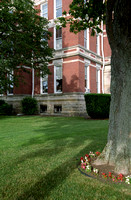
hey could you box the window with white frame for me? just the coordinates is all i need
[54,65,62,93]
[55,0,62,18]
[8,72,13,95]
[85,64,90,93]
[96,65,100,93]
[55,27,62,50]
[84,28,89,49]
[96,34,100,55]
[41,2,48,19]
[41,75,48,94]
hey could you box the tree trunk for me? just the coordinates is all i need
[94,0,131,175]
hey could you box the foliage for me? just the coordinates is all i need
[21,96,38,115]
[0,99,5,106]
[57,0,106,35]
[0,102,13,115]
[84,94,111,119]
[0,0,53,93]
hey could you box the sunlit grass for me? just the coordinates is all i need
[0,116,130,200]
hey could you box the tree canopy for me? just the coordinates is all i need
[0,0,53,93]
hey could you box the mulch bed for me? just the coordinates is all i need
[78,155,130,185]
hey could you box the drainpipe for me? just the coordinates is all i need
[101,20,105,94]
[32,68,34,98]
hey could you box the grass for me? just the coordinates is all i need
[0,116,131,200]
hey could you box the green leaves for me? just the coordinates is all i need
[58,0,106,35]
[0,0,53,92]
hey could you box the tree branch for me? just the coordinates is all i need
[106,0,116,50]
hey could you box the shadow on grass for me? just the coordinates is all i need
[16,141,103,200]
[1,117,107,199]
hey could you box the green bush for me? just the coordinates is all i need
[0,103,13,115]
[0,100,5,106]
[21,96,38,115]
[84,93,111,119]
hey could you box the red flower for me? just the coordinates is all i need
[95,152,101,156]
[85,154,90,158]
[108,172,112,178]
[80,157,83,160]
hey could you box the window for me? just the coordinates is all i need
[7,72,13,95]
[55,0,62,18]
[84,29,89,49]
[55,27,62,50]
[40,105,47,113]
[54,65,62,93]
[85,65,90,93]
[41,2,48,19]
[41,75,48,94]
[96,34,100,55]
[54,105,62,113]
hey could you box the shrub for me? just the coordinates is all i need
[84,93,111,119]
[0,100,5,106]
[21,96,38,115]
[0,103,13,115]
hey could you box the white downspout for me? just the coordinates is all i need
[101,21,105,94]
[32,68,34,98]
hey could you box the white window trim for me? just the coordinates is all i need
[85,59,90,93]
[96,64,101,93]
[41,2,48,19]
[54,27,62,50]
[54,27,56,49]
[54,61,62,93]
[96,34,100,55]
[84,28,89,49]
[54,0,62,19]
[40,75,48,94]
[7,71,13,96]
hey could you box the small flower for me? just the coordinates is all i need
[95,151,101,156]
[93,168,99,174]
[108,172,112,178]
[89,151,95,157]
[80,157,84,163]
[86,165,92,172]
[102,173,107,179]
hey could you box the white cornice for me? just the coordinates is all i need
[34,0,48,6]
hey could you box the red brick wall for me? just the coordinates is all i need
[63,24,79,48]
[104,36,111,57]
[34,70,40,95]
[48,0,54,20]
[48,28,54,48]
[63,56,84,93]
[90,31,97,53]
[90,65,97,93]
[48,65,54,93]
[14,69,32,94]
[63,0,72,13]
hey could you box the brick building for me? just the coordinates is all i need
[0,0,111,116]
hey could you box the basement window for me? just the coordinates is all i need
[54,105,62,113]
[40,105,47,113]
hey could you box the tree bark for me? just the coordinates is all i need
[94,0,131,174]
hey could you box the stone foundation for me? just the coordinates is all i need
[0,93,88,117]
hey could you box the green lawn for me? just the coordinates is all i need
[0,116,130,200]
